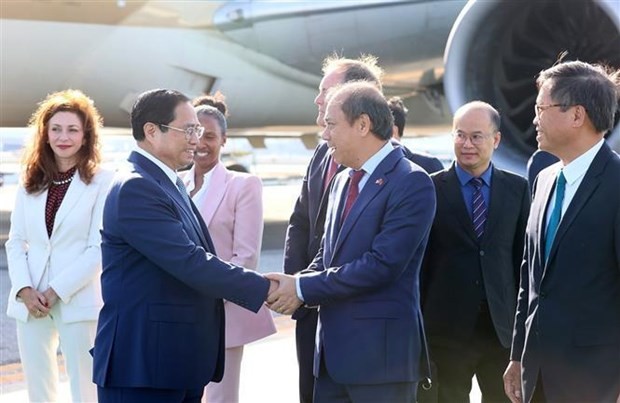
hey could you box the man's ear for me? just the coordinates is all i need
[571,105,587,128]
[143,122,158,140]
[357,114,371,136]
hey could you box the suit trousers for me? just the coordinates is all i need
[203,346,244,403]
[16,303,97,403]
[426,305,509,403]
[98,386,203,403]
[296,308,319,403]
[314,350,417,403]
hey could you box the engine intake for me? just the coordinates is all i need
[444,0,620,165]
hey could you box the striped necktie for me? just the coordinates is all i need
[544,170,566,262]
[471,177,487,239]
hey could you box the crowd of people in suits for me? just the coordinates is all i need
[5,53,619,403]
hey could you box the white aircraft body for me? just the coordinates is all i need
[1,0,619,169]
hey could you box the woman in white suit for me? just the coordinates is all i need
[182,104,276,403]
[6,90,113,402]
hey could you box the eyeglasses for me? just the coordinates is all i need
[159,124,205,140]
[452,132,493,145]
[534,103,570,116]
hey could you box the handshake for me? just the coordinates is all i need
[264,273,303,315]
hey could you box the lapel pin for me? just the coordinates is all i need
[375,178,384,186]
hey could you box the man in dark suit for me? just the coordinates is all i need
[388,96,444,174]
[420,101,530,402]
[270,81,436,402]
[526,150,558,194]
[503,61,620,403]
[92,89,275,403]
[283,54,384,403]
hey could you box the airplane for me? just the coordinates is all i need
[1,0,619,172]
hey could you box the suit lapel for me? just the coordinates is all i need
[439,165,478,242]
[197,163,229,227]
[51,171,87,238]
[332,149,400,256]
[129,152,211,251]
[482,167,505,241]
[546,145,611,266]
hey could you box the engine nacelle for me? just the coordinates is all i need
[444,0,620,167]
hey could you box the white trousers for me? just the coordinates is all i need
[16,304,97,403]
[204,346,244,403]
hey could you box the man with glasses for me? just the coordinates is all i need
[93,89,277,403]
[420,101,530,402]
[504,61,620,403]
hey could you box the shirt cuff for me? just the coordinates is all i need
[295,276,305,302]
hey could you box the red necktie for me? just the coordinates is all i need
[341,170,365,225]
[323,157,338,191]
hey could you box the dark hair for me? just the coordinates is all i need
[23,89,102,194]
[333,82,393,140]
[195,105,227,135]
[388,97,408,137]
[131,89,190,141]
[537,60,619,133]
[192,92,228,116]
[322,54,383,90]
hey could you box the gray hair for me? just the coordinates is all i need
[537,60,619,133]
[330,81,393,140]
[322,53,383,91]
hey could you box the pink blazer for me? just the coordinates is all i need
[182,162,276,348]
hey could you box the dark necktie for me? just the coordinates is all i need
[175,177,194,211]
[471,177,487,239]
[341,169,365,225]
[323,157,338,191]
[544,170,566,262]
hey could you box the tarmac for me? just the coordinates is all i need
[0,249,302,402]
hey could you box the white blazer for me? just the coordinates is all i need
[6,168,114,323]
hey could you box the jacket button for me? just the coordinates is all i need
[479,250,485,257]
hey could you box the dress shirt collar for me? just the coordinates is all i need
[455,162,493,187]
[560,138,604,186]
[359,141,394,177]
[134,146,178,185]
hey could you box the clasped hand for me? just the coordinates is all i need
[265,273,302,315]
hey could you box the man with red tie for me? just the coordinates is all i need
[282,54,383,403]
[269,82,436,402]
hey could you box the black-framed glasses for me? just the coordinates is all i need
[159,124,205,140]
[452,132,493,145]
[534,103,570,116]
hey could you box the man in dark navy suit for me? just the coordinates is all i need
[420,101,530,402]
[504,61,620,403]
[92,89,275,403]
[270,82,436,403]
[284,57,446,403]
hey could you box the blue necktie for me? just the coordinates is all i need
[471,178,487,239]
[544,170,566,262]
[175,177,194,211]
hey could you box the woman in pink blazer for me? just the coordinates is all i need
[182,104,276,403]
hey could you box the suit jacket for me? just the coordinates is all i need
[92,151,270,390]
[421,163,530,348]
[511,143,620,402]
[182,162,276,348]
[395,140,444,174]
[299,148,436,385]
[6,168,114,323]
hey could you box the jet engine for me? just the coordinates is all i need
[444,0,620,167]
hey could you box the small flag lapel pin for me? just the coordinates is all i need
[375,178,384,186]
